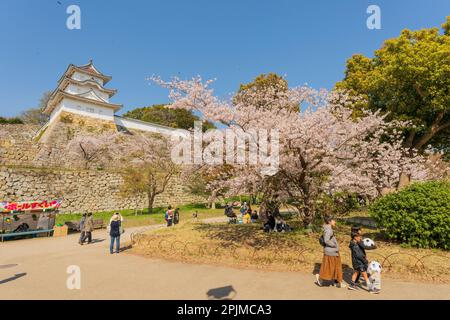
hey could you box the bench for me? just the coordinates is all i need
[93,219,104,229]
[0,229,54,242]
[65,219,105,232]
[65,221,80,232]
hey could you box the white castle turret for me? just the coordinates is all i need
[42,61,184,137]
[44,60,122,123]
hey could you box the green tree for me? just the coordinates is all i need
[20,91,51,125]
[234,73,298,112]
[238,73,288,93]
[336,17,450,154]
[0,117,23,124]
[123,104,215,132]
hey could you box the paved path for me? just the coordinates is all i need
[1,220,449,300]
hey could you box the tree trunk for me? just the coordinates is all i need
[397,172,411,189]
[147,193,155,214]
[250,193,256,205]
[208,190,217,209]
[412,112,449,152]
[302,197,314,228]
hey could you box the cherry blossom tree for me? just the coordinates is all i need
[182,164,235,209]
[151,76,430,226]
[65,133,115,169]
[112,133,179,214]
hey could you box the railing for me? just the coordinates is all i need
[130,232,450,277]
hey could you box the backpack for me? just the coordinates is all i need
[319,233,334,248]
[319,232,334,247]
[319,235,326,247]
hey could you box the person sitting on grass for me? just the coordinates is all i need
[274,216,291,232]
[263,212,276,232]
[348,232,372,292]
[243,211,251,224]
[240,202,248,217]
[251,210,258,223]
[224,203,237,224]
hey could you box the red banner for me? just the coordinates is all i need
[0,199,62,213]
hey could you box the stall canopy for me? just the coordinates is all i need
[0,199,63,214]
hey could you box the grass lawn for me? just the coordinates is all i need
[130,214,450,284]
[55,203,226,228]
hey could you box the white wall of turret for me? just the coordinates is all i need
[50,98,116,123]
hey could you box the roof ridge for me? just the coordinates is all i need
[73,88,108,103]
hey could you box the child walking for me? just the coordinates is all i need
[348,232,372,292]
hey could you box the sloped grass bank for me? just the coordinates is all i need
[130,219,450,284]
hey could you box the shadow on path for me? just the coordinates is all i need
[0,264,18,270]
[119,244,132,253]
[206,285,237,300]
[312,263,354,285]
[89,239,105,244]
[0,273,26,285]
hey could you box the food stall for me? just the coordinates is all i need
[0,199,62,242]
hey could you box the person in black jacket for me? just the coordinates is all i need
[173,208,180,225]
[351,226,366,284]
[263,212,276,232]
[348,232,370,291]
[109,213,122,254]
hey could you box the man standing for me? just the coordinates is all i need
[78,213,87,245]
[81,212,94,244]
[173,208,180,225]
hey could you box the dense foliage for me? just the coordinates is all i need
[336,17,450,154]
[369,181,450,249]
[123,104,215,131]
[0,116,23,124]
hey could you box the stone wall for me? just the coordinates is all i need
[0,124,41,166]
[0,167,206,213]
[0,114,207,213]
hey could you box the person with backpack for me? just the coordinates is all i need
[165,206,174,227]
[315,216,345,288]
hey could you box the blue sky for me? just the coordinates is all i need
[0,0,448,117]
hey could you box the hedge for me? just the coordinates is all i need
[369,180,450,249]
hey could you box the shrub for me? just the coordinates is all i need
[0,116,24,124]
[369,181,450,249]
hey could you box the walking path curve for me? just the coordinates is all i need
[1,218,449,300]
